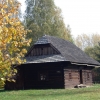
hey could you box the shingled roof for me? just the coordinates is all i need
[25,54,66,64]
[26,35,100,66]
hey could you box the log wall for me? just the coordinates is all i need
[5,62,93,90]
[64,65,93,88]
[82,70,92,85]
[64,69,80,88]
[5,62,64,90]
[22,65,64,89]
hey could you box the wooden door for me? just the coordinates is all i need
[79,70,83,84]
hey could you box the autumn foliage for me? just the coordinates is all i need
[0,0,31,88]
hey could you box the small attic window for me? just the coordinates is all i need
[69,73,72,80]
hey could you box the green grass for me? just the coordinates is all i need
[0,84,100,100]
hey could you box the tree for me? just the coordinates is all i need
[85,45,100,83]
[24,0,73,46]
[0,0,31,88]
[75,33,100,50]
[85,46,100,62]
[75,33,100,83]
[75,33,100,61]
[74,33,100,62]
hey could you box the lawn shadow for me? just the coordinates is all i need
[0,89,6,92]
[0,89,19,92]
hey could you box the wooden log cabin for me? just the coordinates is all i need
[5,35,100,90]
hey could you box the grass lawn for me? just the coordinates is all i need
[0,84,100,100]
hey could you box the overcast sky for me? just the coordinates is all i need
[18,0,100,38]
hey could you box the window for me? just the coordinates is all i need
[87,72,90,80]
[69,73,72,80]
[40,74,46,81]
[38,72,48,81]
[56,71,61,74]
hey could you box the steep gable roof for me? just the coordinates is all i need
[32,35,100,66]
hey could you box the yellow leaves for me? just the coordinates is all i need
[29,38,32,43]
[0,78,5,88]
[3,5,8,9]
[1,8,4,14]
[13,69,17,73]
[0,20,2,25]
[25,39,32,47]
[1,78,5,81]
[9,0,13,5]
[8,13,12,17]
[12,79,16,82]
[27,42,31,46]
[22,49,27,54]
[7,78,11,82]
[15,57,22,64]
[0,26,2,33]
[0,3,2,8]
[3,26,8,32]
[0,0,31,88]
[5,54,10,58]
[5,16,9,22]
[15,22,21,26]
[13,41,18,47]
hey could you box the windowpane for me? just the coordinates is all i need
[38,72,48,81]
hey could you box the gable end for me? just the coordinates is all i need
[27,44,60,57]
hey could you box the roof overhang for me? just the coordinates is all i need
[71,62,100,68]
[25,54,67,64]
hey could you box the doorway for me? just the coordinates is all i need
[79,70,83,84]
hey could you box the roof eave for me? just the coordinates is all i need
[71,62,100,67]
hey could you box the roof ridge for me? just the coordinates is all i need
[34,35,50,45]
